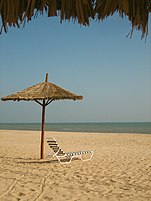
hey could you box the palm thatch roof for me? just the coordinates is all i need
[1,74,83,101]
[0,0,150,38]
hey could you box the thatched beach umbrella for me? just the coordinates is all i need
[1,73,83,159]
[0,0,151,38]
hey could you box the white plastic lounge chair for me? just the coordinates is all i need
[46,138,94,164]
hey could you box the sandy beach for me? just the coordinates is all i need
[0,130,151,201]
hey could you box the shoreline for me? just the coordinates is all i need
[0,122,151,135]
[0,129,150,135]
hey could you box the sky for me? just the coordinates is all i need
[0,13,151,123]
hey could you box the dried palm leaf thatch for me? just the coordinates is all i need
[0,0,150,38]
[1,80,83,101]
[95,0,151,39]
[0,0,94,33]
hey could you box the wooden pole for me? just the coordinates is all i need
[45,73,48,82]
[40,73,48,159]
[41,100,45,159]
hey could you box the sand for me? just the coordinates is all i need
[0,130,151,201]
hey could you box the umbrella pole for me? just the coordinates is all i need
[41,100,46,159]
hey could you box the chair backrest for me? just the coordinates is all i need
[47,138,65,156]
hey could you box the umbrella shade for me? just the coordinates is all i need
[1,74,83,101]
[0,0,150,38]
[1,73,83,159]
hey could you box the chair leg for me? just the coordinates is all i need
[80,151,94,161]
[57,155,81,164]
[56,156,72,164]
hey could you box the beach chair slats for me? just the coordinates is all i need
[48,143,58,145]
[47,143,59,152]
[47,139,65,155]
[46,138,93,164]
[47,142,57,146]
[48,144,59,148]
[58,149,65,155]
[66,150,92,156]
[52,147,59,152]
[50,146,59,152]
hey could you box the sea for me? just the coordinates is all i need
[0,122,151,134]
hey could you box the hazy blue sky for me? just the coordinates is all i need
[0,14,151,123]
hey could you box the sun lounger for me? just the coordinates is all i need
[46,138,94,164]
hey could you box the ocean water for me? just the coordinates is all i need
[0,122,151,134]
